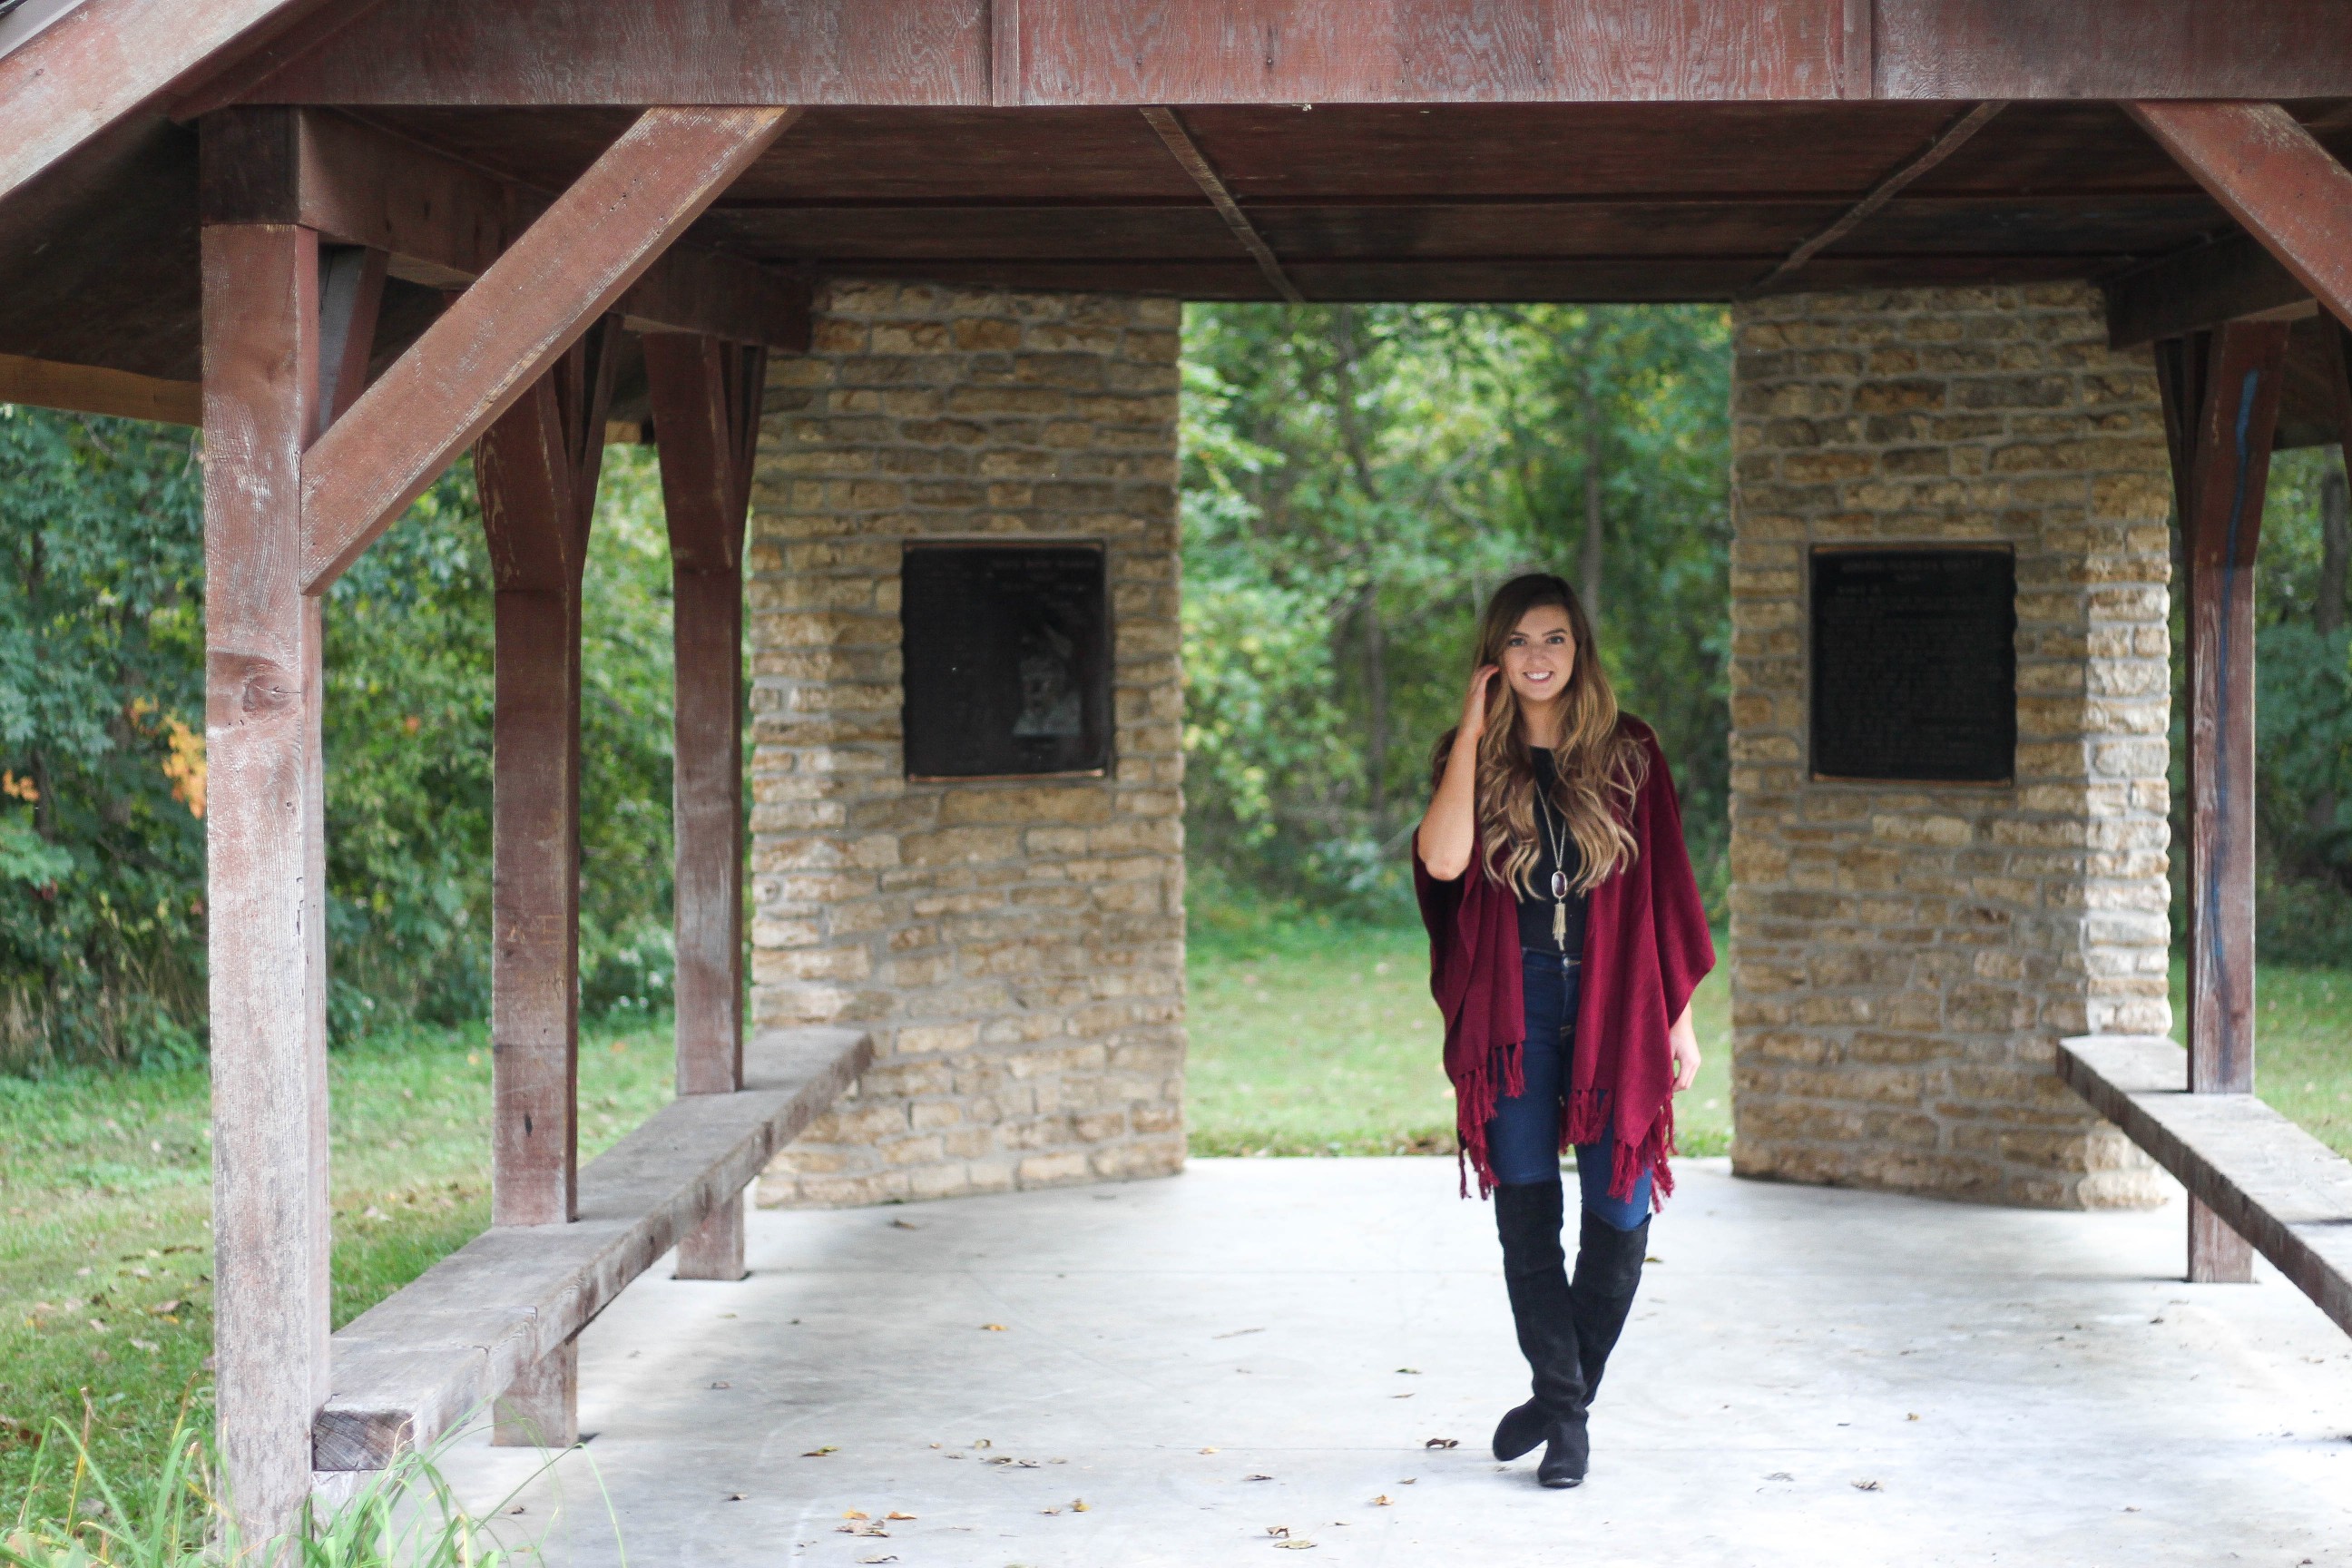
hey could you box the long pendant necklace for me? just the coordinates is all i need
[1535,778,1573,947]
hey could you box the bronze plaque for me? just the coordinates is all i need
[901,542,1112,780]
[1809,546,2015,784]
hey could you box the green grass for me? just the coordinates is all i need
[0,1017,677,1525]
[1184,921,1735,1159]
[2170,960,2352,1159]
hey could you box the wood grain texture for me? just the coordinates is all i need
[234,0,987,106]
[1020,0,1847,103]
[2156,319,2289,1285]
[1139,107,1304,304]
[2129,102,2352,338]
[2058,1035,2352,1334]
[0,0,337,209]
[2103,231,2312,350]
[0,352,201,423]
[477,324,618,1231]
[298,105,797,594]
[1745,101,2005,295]
[200,220,333,1546]
[313,1027,873,1470]
[491,1337,576,1448]
[1880,0,2352,100]
[644,336,761,1289]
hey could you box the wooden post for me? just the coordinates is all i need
[2152,319,2290,1284]
[645,333,765,1280]
[201,208,386,1542]
[476,321,618,1442]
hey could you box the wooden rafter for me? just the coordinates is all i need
[295,104,799,594]
[2129,101,2352,338]
[1140,106,1304,305]
[2102,230,2313,350]
[1744,100,2006,296]
[0,352,200,424]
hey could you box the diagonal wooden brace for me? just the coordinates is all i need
[299,104,799,593]
[2129,102,2352,337]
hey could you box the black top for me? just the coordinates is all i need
[1515,748,1589,957]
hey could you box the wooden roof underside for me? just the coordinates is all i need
[4,0,2352,442]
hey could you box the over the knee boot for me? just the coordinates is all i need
[1490,1180,1589,1485]
[1570,1210,1650,1408]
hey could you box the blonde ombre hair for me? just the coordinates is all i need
[1431,573,1646,895]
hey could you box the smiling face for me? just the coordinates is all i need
[1498,603,1576,711]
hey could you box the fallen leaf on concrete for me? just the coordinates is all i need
[1071,1500,1089,1512]
[1906,1413,1920,1421]
[1424,1438,1459,1449]
[1214,1327,1265,1338]
[858,1556,897,1564]
[1266,1527,1289,1538]
[981,1323,1007,1331]
[843,1511,868,1520]
[1764,1473,1794,1482]
[725,1494,745,1502]
[1200,1446,1219,1455]
[1398,1478,1416,1485]
[1371,1495,1392,1507]
[1275,1542,1316,1551]
[974,1438,992,1448]
[889,1219,920,1230]
[802,1446,838,1457]
[1041,1508,1061,1516]
[1244,1474,1274,1482]
[1391,1393,1414,1399]
[710,1382,730,1390]
[1395,1367,1419,1375]
[1852,1480,1882,1492]
[886,1511,916,1521]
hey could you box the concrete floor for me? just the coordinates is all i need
[446,1157,2352,1567]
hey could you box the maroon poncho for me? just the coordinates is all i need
[1413,718,1715,1205]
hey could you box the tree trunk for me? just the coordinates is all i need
[2310,463,2348,834]
[1580,360,1603,630]
[1363,577,1388,832]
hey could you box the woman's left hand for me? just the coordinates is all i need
[1667,1003,1701,1093]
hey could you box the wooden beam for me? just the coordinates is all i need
[0,351,201,424]
[2153,317,2291,1285]
[316,1027,872,1471]
[1744,101,2005,296]
[2058,1035,2352,1337]
[0,0,334,209]
[198,106,811,349]
[294,105,798,596]
[1139,107,1304,305]
[2103,230,2314,350]
[2129,102,2352,338]
[201,218,335,1547]
[645,332,764,1283]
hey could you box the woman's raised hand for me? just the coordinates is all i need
[1457,664,1500,745]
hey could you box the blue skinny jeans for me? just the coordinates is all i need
[1484,947,1652,1230]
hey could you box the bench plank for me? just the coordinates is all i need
[313,1026,870,1470]
[2058,1034,2352,1338]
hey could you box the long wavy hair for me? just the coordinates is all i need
[1431,573,1646,896]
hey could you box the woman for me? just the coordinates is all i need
[1414,572,1713,1490]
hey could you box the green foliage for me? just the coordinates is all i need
[0,407,683,1067]
[1179,304,1731,918]
[0,409,207,1073]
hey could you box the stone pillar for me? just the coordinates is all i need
[1727,282,2170,1209]
[748,280,1186,1207]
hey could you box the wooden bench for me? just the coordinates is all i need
[312,1026,871,1470]
[2058,1034,2352,1338]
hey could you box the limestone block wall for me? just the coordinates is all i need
[1727,282,2171,1209]
[745,280,1186,1208]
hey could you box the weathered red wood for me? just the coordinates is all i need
[478,323,618,1233]
[201,218,334,1547]
[2129,102,2352,339]
[298,105,798,594]
[198,107,812,348]
[1880,2,2352,101]
[1745,101,2005,295]
[1140,108,1305,305]
[0,353,201,424]
[316,243,386,429]
[2154,318,2290,1285]
[644,331,761,1281]
[233,0,990,106]
[0,0,341,208]
[492,1336,577,1449]
[2104,231,2313,351]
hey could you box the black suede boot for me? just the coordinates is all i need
[1569,1210,1651,1409]
[1489,1180,1588,1485]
